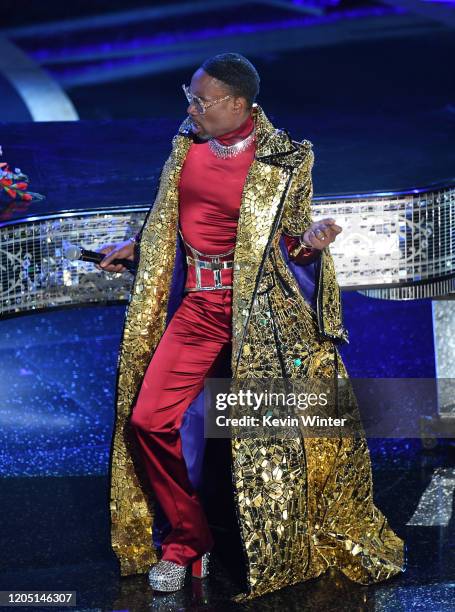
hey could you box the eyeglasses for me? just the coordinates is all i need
[182,84,231,115]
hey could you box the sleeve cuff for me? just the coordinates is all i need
[282,233,321,265]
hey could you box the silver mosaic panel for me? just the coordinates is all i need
[314,185,455,300]
[0,209,145,316]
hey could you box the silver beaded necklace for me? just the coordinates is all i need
[208,128,256,159]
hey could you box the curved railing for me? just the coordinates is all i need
[1,182,454,317]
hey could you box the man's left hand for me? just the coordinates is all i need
[303,218,342,250]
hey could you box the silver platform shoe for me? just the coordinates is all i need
[148,552,210,592]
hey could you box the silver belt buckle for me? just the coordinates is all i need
[180,230,235,290]
[186,256,234,290]
[213,257,222,289]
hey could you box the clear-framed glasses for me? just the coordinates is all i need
[182,84,231,115]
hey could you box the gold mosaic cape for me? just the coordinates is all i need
[109,105,405,601]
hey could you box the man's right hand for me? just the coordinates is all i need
[97,239,136,273]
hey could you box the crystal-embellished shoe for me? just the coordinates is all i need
[148,552,210,592]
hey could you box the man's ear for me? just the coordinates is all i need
[232,97,246,114]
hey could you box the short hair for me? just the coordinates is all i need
[201,53,260,107]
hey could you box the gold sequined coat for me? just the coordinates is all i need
[109,105,405,602]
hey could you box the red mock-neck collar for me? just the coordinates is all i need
[216,113,254,145]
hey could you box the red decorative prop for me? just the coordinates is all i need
[0,146,45,220]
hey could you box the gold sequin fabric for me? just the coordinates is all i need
[109,104,405,601]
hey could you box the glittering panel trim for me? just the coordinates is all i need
[230,435,310,598]
[280,144,314,237]
[109,135,191,576]
[232,160,291,372]
[317,248,348,341]
[278,141,346,341]
[232,233,404,601]
[304,354,405,587]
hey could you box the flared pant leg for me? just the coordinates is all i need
[130,289,232,566]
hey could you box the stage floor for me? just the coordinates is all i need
[0,450,454,610]
[0,304,453,610]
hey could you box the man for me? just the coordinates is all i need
[101,53,405,602]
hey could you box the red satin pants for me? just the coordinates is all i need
[130,289,232,566]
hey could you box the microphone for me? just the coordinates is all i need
[64,245,136,272]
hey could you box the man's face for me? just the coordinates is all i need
[186,68,246,139]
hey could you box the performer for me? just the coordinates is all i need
[100,53,405,602]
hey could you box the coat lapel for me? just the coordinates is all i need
[231,159,292,372]
[228,105,307,373]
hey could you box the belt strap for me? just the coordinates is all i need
[185,285,233,292]
[186,256,234,270]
